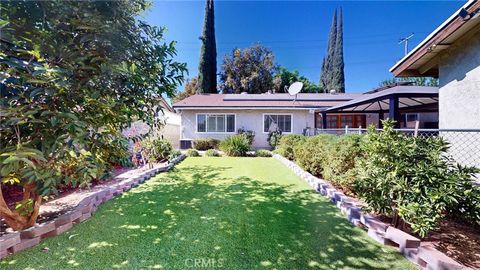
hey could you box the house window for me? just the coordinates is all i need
[197,114,235,133]
[323,114,366,128]
[405,113,419,122]
[263,114,292,133]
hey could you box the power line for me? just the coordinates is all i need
[175,31,429,45]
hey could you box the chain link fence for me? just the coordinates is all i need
[304,127,480,170]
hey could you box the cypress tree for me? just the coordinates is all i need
[320,9,337,92]
[333,8,345,92]
[198,0,217,93]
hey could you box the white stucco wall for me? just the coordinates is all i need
[437,26,480,170]
[438,26,480,129]
[122,109,181,149]
[179,109,316,148]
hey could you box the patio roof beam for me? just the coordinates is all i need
[389,96,401,128]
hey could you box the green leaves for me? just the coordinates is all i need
[354,120,480,237]
[0,0,186,209]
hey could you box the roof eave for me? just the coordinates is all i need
[389,0,479,77]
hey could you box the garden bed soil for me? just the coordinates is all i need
[371,212,479,268]
[425,219,480,269]
[1,163,163,236]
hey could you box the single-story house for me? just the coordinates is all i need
[172,85,439,149]
[389,0,479,169]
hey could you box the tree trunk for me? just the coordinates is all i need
[0,183,42,231]
[392,208,400,228]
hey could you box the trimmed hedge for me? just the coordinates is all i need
[323,135,363,192]
[293,135,336,177]
[275,134,306,160]
[193,138,220,151]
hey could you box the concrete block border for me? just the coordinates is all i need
[273,153,464,270]
[0,154,186,260]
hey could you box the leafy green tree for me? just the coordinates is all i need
[219,44,278,94]
[380,77,439,87]
[174,77,198,102]
[0,0,186,230]
[273,67,322,93]
[198,0,217,93]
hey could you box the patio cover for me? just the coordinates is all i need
[322,86,439,128]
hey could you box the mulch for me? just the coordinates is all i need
[426,219,480,269]
[0,166,131,236]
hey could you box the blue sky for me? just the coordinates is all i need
[143,0,462,93]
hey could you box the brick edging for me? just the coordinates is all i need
[273,154,465,270]
[0,154,186,260]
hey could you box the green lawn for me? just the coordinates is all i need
[2,157,416,269]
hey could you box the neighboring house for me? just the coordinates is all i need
[123,96,181,149]
[173,93,360,148]
[172,86,438,149]
[389,0,480,169]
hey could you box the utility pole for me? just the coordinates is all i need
[399,33,414,56]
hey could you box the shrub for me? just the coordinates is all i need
[255,149,272,157]
[219,134,251,157]
[205,149,220,157]
[169,150,182,160]
[142,137,173,162]
[185,149,200,157]
[323,134,363,192]
[293,135,336,177]
[354,120,479,237]
[268,130,282,149]
[237,128,255,145]
[193,138,220,151]
[107,137,133,168]
[446,175,480,227]
[275,134,306,160]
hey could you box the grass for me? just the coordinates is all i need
[1,157,416,269]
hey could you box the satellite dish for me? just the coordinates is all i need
[287,82,303,96]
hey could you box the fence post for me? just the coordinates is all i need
[345,125,349,135]
[414,121,419,137]
[358,126,362,135]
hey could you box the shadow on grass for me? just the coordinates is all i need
[1,164,412,270]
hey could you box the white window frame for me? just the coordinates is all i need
[405,113,419,123]
[262,113,293,134]
[196,113,236,134]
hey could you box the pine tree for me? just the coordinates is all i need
[332,8,345,92]
[198,0,217,93]
[320,9,337,92]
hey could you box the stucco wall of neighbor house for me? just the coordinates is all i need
[438,26,480,171]
[438,26,480,129]
[122,110,181,149]
[179,109,316,148]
